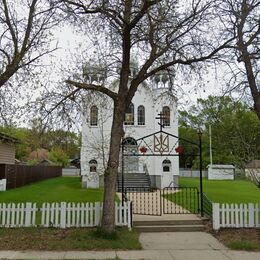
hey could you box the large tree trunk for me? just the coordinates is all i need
[237,2,260,119]
[101,104,125,233]
[240,49,260,119]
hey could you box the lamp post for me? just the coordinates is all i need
[121,141,125,206]
[197,128,203,217]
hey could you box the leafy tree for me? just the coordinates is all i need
[179,96,260,168]
[0,124,80,161]
[58,0,234,233]
[48,148,69,167]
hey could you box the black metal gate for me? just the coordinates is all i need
[121,112,205,216]
[125,186,200,215]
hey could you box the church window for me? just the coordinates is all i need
[122,137,139,172]
[162,159,171,172]
[124,103,134,125]
[162,106,170,126]
[89,159,97,172]
[90,106,98,126]
[137,105,145,125]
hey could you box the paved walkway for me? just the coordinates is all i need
[0,232,259,260]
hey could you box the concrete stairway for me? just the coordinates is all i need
[133,218,205,232]
[117,172,151,191]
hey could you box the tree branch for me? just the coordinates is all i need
[65,79,118,100]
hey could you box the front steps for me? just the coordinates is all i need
[117,172,151,191]
[133,218,205,232]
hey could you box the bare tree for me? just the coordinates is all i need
[0,0,60,123]
[218,0,260,118]
[59,0,234,233]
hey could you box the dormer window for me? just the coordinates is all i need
[90,106,98,126]
[124,103,134,125]
[137,105,145,125]
[162,106,170,126]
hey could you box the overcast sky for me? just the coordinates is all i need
[51,26,224,110]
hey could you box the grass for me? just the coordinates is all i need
[0,177,139,251]
[179,177,260,203]
[163,188,199,214]
[0,227,142,250]
[227,240,260,251]
[0,177,104,205]
[163,177,260,214]
[212,228,260,252]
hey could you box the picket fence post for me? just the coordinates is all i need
[95,202,101,226]
[25,203,32,227]
[248,203,254,227]
[212,203,220,231]
[60,202,66,228]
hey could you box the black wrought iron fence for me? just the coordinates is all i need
[124,186,201,215]
[163,187,200,214]
[202,193,213,219]
[124,187,162,216]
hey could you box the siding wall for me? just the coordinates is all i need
[0,143,15,164]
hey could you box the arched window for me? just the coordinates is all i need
[122,137,137,146]
[162,106,170,126]
[89,159,97,172]
[122,137,138,172]
[90,106,98,126]
[162,159,171,172]
[124,103,134,125]
[137,105,145,125]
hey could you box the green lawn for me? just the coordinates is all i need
[0,177,104,205]
[179,178,260,203]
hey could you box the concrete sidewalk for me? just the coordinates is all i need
[0,232,260,260]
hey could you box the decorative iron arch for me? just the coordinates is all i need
[120,112,204,216]
[122,137,137,146]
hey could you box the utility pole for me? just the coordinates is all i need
[209,125,213,165]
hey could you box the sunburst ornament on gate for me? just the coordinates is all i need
[154,133,169,154]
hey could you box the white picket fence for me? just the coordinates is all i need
[0,202,132,229]
[213,203,260,230]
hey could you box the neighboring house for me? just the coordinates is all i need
[81,70,179,189]
[38,159,54,166]
[245,160,260,186]
[208,164,235,180]
[0,132,19,164]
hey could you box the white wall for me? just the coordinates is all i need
[81,80,179,188]
[208,166,234,180]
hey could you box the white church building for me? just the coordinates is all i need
[80,72,180,189]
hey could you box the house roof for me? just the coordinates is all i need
[0,132,20,144]
[245,160,260,169]
[38,159,54,165]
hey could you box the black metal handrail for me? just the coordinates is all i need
[143,164,152,188]
[201,193,213,219]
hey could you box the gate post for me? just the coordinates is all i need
[121,142,125,206]
[198,129,203,217]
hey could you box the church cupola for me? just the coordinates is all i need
[83,64,106,84]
